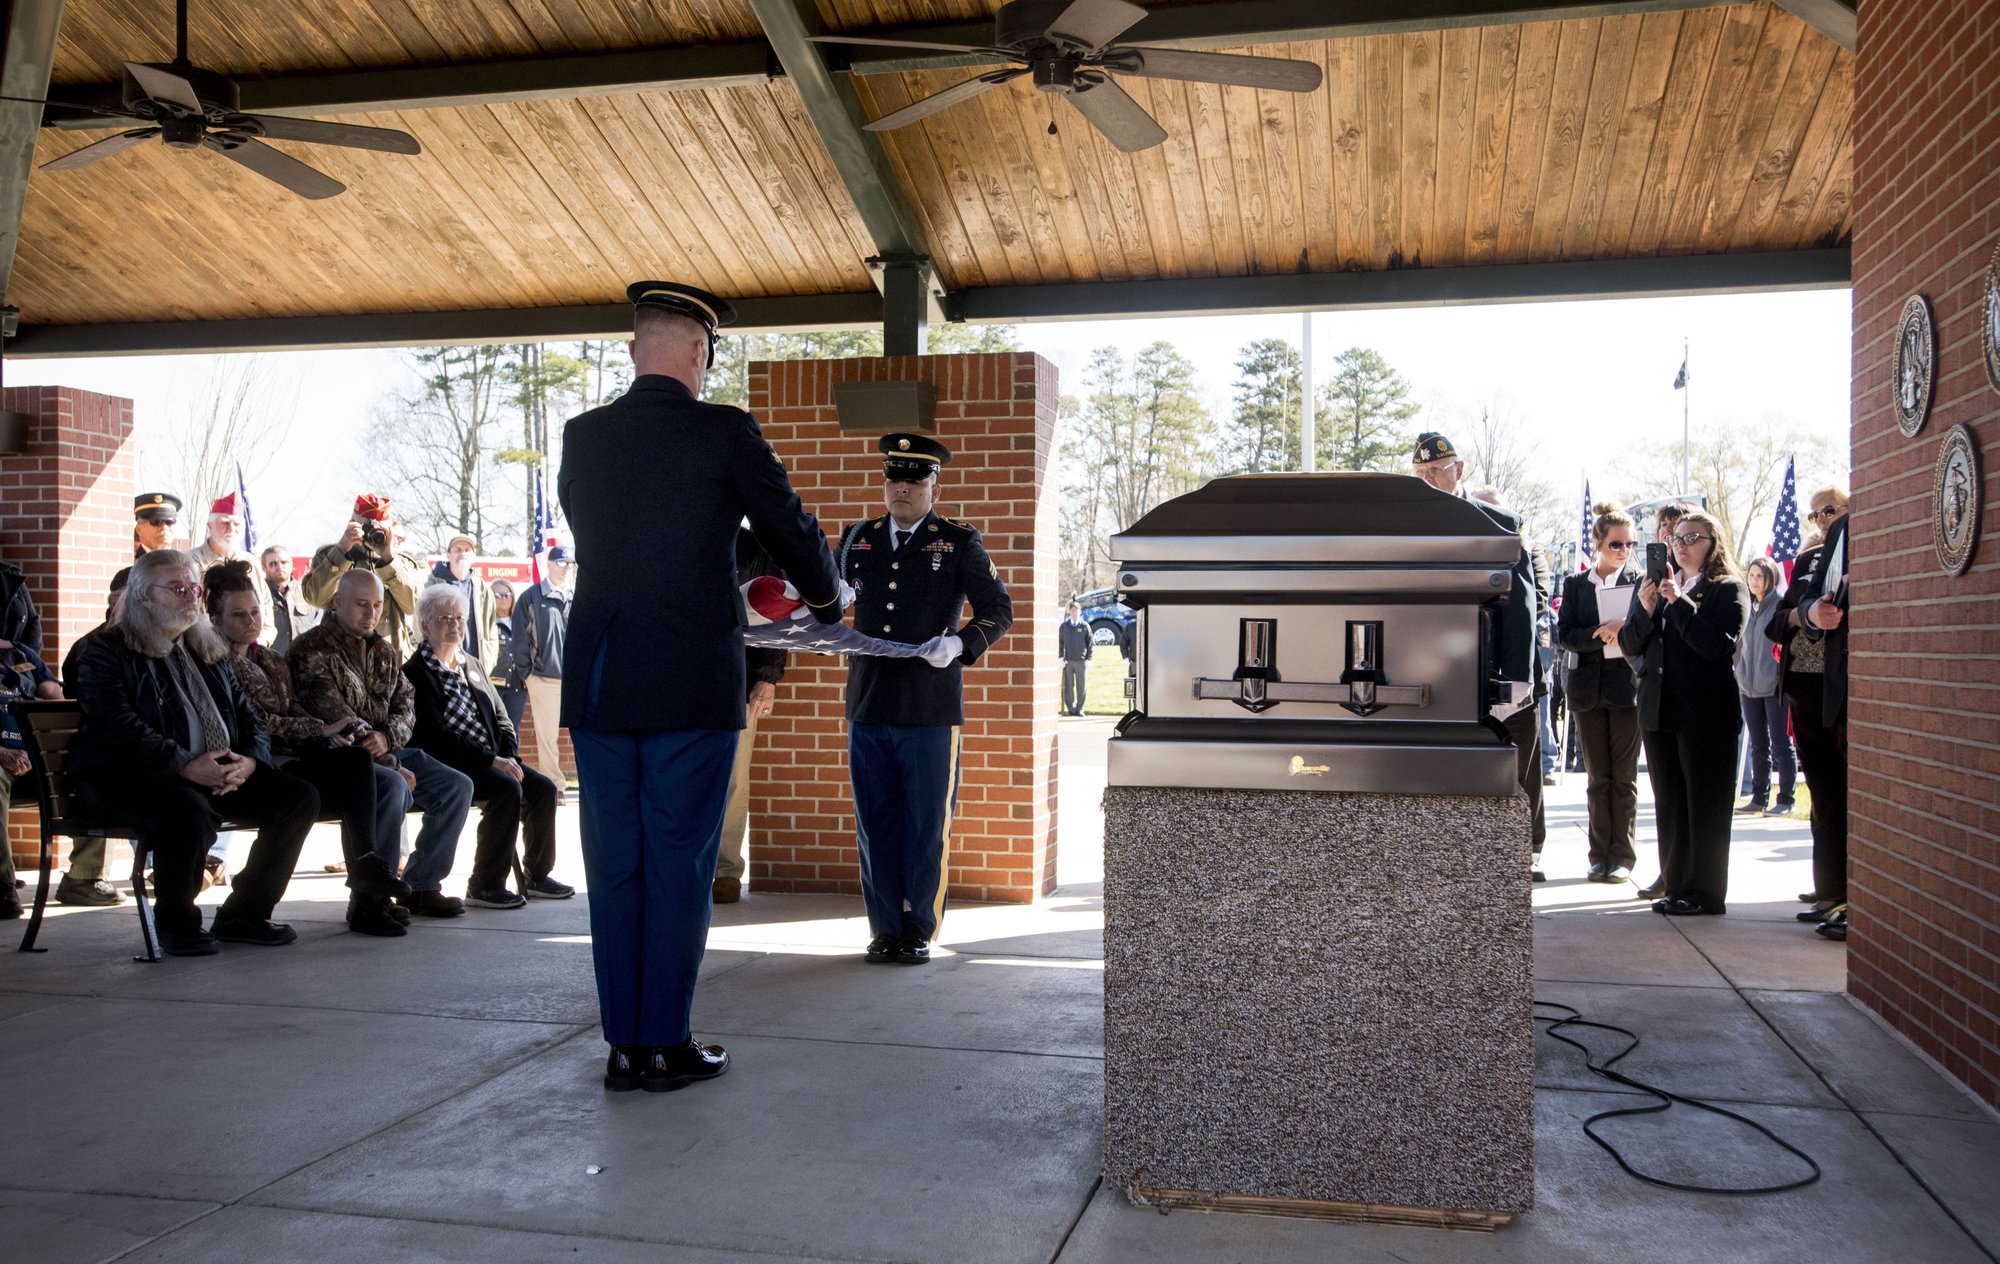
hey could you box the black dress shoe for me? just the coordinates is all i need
[644,1039,729,1092]
[1636,879,1665,899]
[604,1044,646,1092]
[1652,897,1673,915]
[1606,866,1633,883]
[1586,863,1609,883]
[346,895,408,937]
[865,934,899,963]
[1660,898,1714,916]
[161,928,220,957]
[209,913,298,946]
[1797,904,1840,923]
[1816,912,1848,941]
[897,932,932,965]
[1798,890,1821,903]
[346,853,412,901]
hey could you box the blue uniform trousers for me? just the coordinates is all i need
[849,722,960,942]
[573,725,737,1047]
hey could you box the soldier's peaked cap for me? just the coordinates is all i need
[626,280,737,332]
[879,432,952,469]
[134,492,182,521]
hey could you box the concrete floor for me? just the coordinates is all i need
[3,717,1996,1263]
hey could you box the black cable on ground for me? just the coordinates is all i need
[1534,1000,1822,1195]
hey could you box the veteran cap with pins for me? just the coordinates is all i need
[1412,431,1460,464]
[879,432,951,481]
[134,492,181,523]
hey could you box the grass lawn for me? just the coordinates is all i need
[1058,658,1134,718]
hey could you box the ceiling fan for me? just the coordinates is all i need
[811,0,1323,153]
[39,0,421,200]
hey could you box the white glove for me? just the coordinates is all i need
[1487,681,1535,721]
[921,634,963,669]
[838,581,859,610]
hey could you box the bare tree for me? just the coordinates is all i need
[144,359,303,532]
[1620,415,1844,559]
[1457,402,1571,547]
[363,346,520,554]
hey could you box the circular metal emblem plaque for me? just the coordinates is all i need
[1934,424,1983,576]
[1984,243,2000,395]
[1895,294,1936,437]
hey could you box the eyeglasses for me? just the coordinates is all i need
[1810,505,1842,520]
[157,583,204,599]
[1600,541,1635,552]
[427,614,468,627]
[1668,533,1710,546]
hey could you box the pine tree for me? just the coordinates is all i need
[1319,347,1420,472]
[1220,339,1302,473]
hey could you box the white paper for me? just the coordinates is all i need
[1597,584,1635,659]
[1820,532,1846,604]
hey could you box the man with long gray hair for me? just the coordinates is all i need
[69,550,319,956]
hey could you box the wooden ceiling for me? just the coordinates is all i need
[5,0,1852,346]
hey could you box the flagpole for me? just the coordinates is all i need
[1681,337,1690,496]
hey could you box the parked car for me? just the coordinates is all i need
[1075,588,1135,648]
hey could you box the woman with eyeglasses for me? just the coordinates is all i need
[1619,508,1751,915]
[1769,486,1851,937]
[1558,504,1644,885]
[1734,556,1797,817]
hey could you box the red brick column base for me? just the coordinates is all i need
[2,385,136,875]
[745,354,1060,905]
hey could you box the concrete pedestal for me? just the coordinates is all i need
[1102,786,1534,1223]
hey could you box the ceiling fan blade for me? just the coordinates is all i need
[1066,76,1167,152]
[1046,0,1148,52]
[238,114,421,154]
[1115,47,1324,93]
[863,68,1027,132]
[125,61,204,114]
[808,33,1008,55]
[207,136,345,199]
[40,128,160,172]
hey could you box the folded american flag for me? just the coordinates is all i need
[740,576,954,666]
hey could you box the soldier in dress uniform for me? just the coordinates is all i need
[838,433,1013,966]
[558,279,845,1093]
[134,492,182,557]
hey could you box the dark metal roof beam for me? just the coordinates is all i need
[3,0,65,310]
[1771,0,1856,50]
[951,250,1852,323]
[3,292,886,358]
[837,1,1742,74]
[7,251,1851,358]
[45,42,777,130]
[746,0,942,331]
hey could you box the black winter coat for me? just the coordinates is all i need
[403,650,518,778]
[69,628,273,794]
[1618,572,1749,734]
[557,375,842,732]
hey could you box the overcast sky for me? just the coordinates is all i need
[7,286,1851,556]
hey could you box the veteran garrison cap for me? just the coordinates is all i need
[1412,431,1459,464]
[626,280,737,332]
[880,432,951,480]
[134,492,181,523]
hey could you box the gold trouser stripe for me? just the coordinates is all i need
[931,725,962,937]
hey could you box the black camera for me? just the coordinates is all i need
[345,521,390,563]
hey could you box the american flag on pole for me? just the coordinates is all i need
[1578,479,1595,570]
[1673,355,1688,390]
[235,461,257,554]
[529,469,559,584]
[1769,454,1802,579]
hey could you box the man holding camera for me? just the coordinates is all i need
[304,494,425,662]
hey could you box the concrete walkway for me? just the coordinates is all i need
[3,717,1996,1263]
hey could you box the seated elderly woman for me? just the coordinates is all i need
[69,550,319,955]
[403,583,573,909]
[203,560,416,938]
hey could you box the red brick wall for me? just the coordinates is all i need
[1848,0,2000,1105]
[745,353,1060,904]
[2,385,137,871]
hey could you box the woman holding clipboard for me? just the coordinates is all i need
[1559,504,1644,885]
[1619,507,1751,915]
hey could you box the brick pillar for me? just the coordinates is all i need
[1848,1,2000,1106]
[747,353,1060,904]
[1,385,136,872]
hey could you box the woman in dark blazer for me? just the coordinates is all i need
[1618,508,1750,915]
[404,585,572,910]
[1558,504,1643,884]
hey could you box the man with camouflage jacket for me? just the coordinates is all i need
[289,569,473,918]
